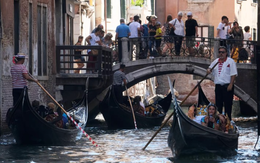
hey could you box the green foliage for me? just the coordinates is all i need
[131,0,144,7]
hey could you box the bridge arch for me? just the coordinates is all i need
[122,63,257,112]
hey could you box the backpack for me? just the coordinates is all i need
[239,48,248,60]
[142,24,149,37]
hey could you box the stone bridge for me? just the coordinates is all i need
[113,57,257,112]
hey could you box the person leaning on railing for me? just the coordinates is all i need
[74,36,84,74]
[85,28,103,73]
[115,18,131,63]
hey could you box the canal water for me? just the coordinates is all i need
[0,113,259,162]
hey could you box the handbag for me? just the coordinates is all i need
[169,19,177,36]
[91,49,99,55]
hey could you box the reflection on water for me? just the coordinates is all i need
[0,115,259,163]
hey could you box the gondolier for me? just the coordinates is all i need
[113,64,127,104]
[207,46,238,119]
[11,53,36,106]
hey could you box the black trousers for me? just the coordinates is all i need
[13,88,23,106]
[215,84,234,119]
[113,85,123,104]
[174,35,183,56]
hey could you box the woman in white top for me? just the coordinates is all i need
[169,12,184,56]
[85,28,102,73]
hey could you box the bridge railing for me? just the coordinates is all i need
[117,36,257,64]
[56,45,112,76]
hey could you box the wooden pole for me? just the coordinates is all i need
[125,85,138,129]
[257,2,260,137]
[142,61,219,150]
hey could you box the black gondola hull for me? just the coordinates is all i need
[100,87,172,129]
[168,85,239,157]
[6,88,87,145]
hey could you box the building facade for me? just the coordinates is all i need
[155,0,258,39]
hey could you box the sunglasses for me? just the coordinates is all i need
[218,51,226,54]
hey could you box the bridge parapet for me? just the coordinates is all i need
[119,36,257,64]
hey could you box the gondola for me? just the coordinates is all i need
[168,84,239,157]
[99,83,174,129]
[6,87,88,145]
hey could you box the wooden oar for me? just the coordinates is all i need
[142,61,219,150]
[29,74,99,147]
[125,85,138,130]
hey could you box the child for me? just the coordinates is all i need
[154,22,162,56]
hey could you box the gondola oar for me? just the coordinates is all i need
[29,74,99,147]
[142,61,219,150]
[125,85,138,130]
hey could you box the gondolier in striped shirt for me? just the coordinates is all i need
[113,64,127,104]
[11,53,36,106]
[207,46,237,120]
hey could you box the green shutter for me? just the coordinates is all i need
[120,0,126,19]
[107,0,111,18]
[151,0,154,15]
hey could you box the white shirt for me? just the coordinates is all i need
[129,21,140,38]
[217,22,230,39]
[88,33,100,52]
[244,32,252,40]
[170,18,185,36]
[209,57,238,85]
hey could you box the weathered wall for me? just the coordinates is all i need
[0,0,56,133]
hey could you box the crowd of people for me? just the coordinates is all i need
[72,13,254,73]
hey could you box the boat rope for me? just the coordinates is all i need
[254,136,259,149]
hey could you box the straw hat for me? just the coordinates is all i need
[15,53,27,59]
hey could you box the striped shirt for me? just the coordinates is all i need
[113,70,126,85]
[11,64,28,89]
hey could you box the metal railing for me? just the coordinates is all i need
[56,45,112,76]
[115,36,257,64]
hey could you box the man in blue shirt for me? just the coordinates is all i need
[115,19,130,62]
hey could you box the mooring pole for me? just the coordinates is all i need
[257,3,260,137]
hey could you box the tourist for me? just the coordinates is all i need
[74,36,84,74]
[154,22,162,56]
[133,96,145,115]
[102,33,113,47]
[230,22,244,62]
[11,53,36,106]
[187,104,201,124]
[148,16,157,57]
[129,16,140,38]
[161,15,173,56]
[129,15,141,56]
[171,11,185,56]
[112,64,127,104]
[85,28,103,73]
[244,26,252,41]
[127,16,133,26]
[115,18,131,63]
[91,24,103,33]
[207,46,237,119]
[216,16,231,47]
[201,103,220,130]
[185,12,198,56]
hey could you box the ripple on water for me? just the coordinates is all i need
[0,120,260,162]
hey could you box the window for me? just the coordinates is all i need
[120,0,126,19]
[151,0,154,15]
[252,28,256,41]
[107,0,111,19]
[37,5,48,76]
[253,0,258,3]
[29,3,33,74]
[14,0,20,55]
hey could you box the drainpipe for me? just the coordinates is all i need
[104,0,107,33]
